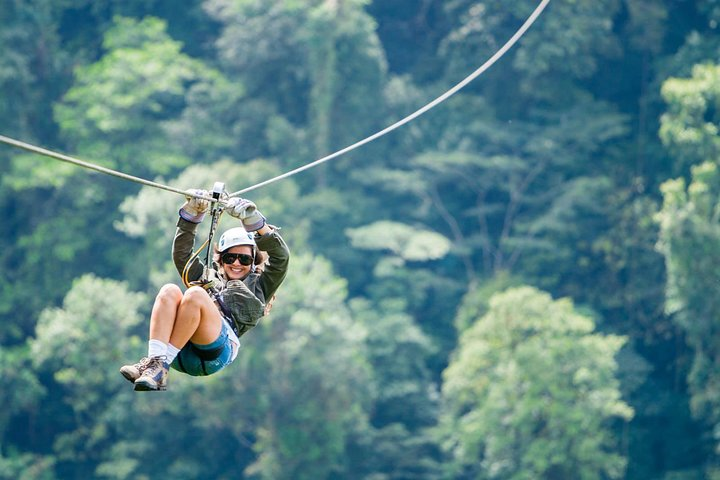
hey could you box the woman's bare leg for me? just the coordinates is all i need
[169,286,223,348]
[149,284,183,343]
[120,283,183,386]
[127,285,222,391]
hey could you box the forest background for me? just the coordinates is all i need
[1,0,719,479]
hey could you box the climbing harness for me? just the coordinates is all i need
[0,0,550,199]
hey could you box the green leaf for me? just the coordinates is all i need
[346,220,451,261]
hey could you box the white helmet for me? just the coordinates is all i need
[217,227,256,252]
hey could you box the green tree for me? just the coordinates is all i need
[245,253,372,479]
[0,344,50,480]
[54,15,212,177]
[656,60,720,474]
[206,0,388,183]
[0,170,141,341]
[0,345,44,438]
[163,73,269,164]
[181,252,373,480]
[304,0,387,168]
[441,286,633,479]
[656,162,720,464]
[0,452,55,480]
[440,0,622,105]
[660,63,720,172]
[346,298,444,478]
[29,275,147,478]
[365,95,629,282]
[0,0,72,140]
[3,1,720,478]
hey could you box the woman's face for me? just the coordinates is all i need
[220,245,254,280]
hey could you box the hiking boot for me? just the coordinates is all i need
[133,356,169,391]
[119,357,151,383]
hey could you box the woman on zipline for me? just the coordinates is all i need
[120,192,290,391]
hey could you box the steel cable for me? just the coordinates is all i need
[0,0,550,200]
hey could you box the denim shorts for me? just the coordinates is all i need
[171,320,240,376]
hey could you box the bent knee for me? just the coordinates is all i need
[156,284,183,303]
[182,286,212,306]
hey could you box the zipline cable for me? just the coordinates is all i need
[0,0,550,199]
[0,134,201,199]
[229,0,551,197]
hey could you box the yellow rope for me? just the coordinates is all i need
[182,238,209,288]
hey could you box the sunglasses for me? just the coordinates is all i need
[221,252,254,266]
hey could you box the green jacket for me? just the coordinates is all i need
[172,217,290,337]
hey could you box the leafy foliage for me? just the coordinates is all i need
[657,162,720,443]
[1,0,719,478]
[54,16,210,176]
[441,286,633,479]
[346,220,451,262]
[660,63,720,171]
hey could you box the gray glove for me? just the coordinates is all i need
[179,189,210,223]
[225,197,266,232]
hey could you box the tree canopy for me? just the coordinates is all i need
[1,0,719,478]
